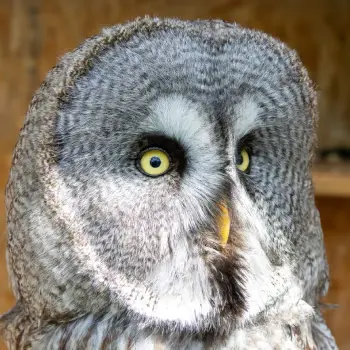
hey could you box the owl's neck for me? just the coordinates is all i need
[2,304,316,349]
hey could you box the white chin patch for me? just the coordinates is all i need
[150,293,212,325]
[143,236,214,326]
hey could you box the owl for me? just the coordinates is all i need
[0,17,337,349]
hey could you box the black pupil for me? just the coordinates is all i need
[237,152,243,164]
[150,156,161,168]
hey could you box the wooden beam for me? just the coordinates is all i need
[313,164,350,197]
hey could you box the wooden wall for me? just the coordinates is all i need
[316,197,350,349]
[1,0,349,348]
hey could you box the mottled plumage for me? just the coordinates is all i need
[0,17,337,349]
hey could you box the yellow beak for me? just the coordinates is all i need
[218,204,230,245]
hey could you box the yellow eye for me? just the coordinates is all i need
[236,148,250,172]
[139,148,170,177]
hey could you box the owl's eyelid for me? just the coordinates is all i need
[138,133,184,154]
[138,146,172,160]
[236,132,254,151]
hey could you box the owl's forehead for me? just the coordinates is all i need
[61,24,312,140]
[75,27,302,106]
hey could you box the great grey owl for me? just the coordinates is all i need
[0,17,337,349]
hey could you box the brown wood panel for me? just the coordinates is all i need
[1,1,350,348]
[313,163,350,197]
[316,197,350,350]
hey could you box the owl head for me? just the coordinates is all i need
[1,17,332,348]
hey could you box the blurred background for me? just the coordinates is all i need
[0,0,349,348]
